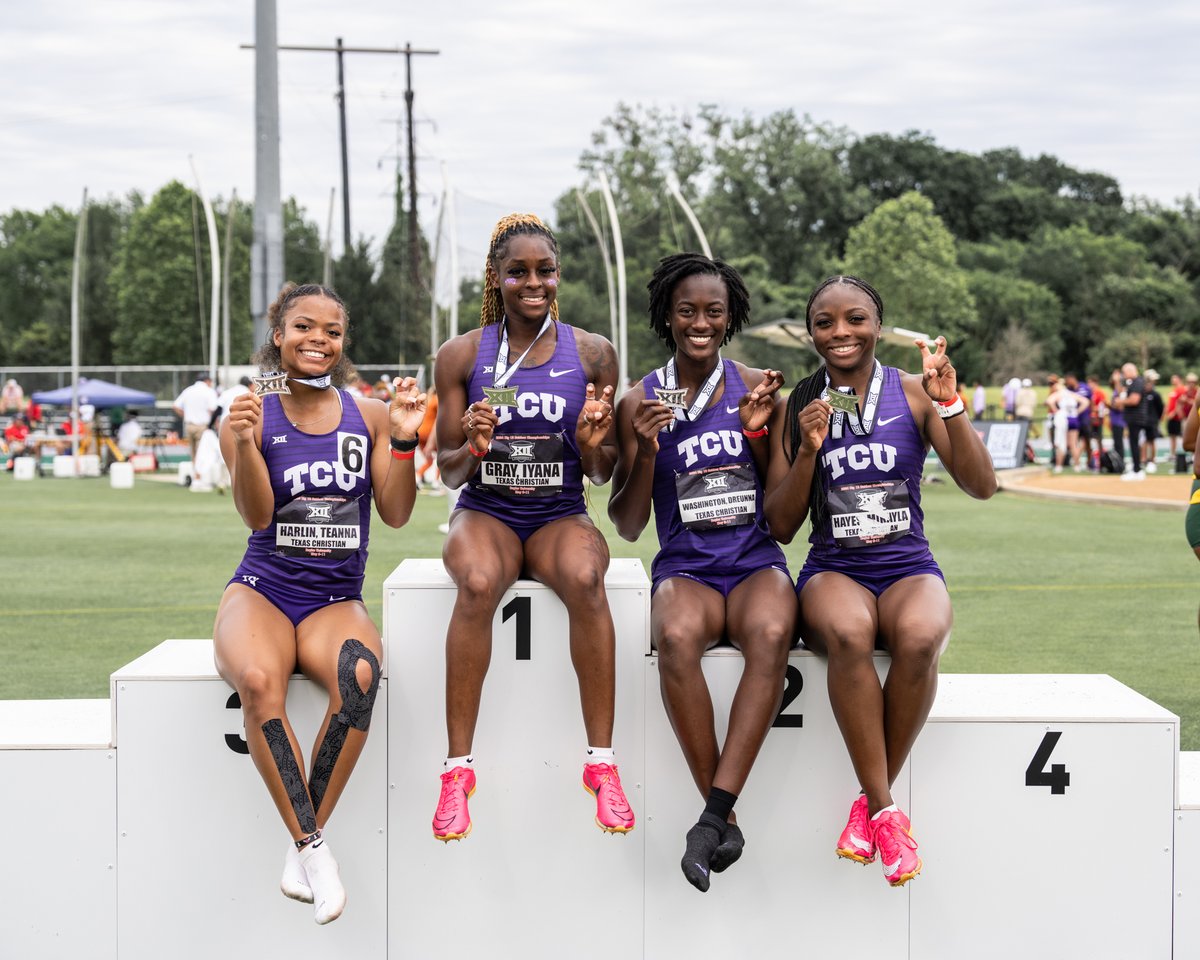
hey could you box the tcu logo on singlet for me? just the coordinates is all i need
[495,391,567,427]
[823,442,897,481]
[677,429,744,468]
[281,432,368,495]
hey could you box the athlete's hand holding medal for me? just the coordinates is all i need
[632,391,679,454]
[388,376,427,443]
[227,382,264,444]
[739,368,784,434]
[463,399,497,455]
[575,382,616,453]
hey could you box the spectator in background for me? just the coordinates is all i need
[117,410,143,458]
[1002,377,1020,420]
[1142,370,1164,473]
[1069,374,1094,470]
[1015,378,1036,422]
[972,382,986,419]
[173,373,218,479]
[1109,369,1128,468]
[1116,363,1147,481]
[1,379,23,414]
[4,413,30,467]
[1166,374,1187,468]
[1180,374,1199,473]
[1086,375,1108,470]
[23,397,43,429]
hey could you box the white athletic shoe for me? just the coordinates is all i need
[298,836,346,924]
[1145,461,1158,474]
[281,843,313,903]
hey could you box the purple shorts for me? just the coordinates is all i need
[452,503,588,543]
[653,562,790,598]
[794,558,944,599]
[227,571,362,627]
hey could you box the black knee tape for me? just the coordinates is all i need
[308,639,380,816]
[335,638,380,732]
[261,718,317,834]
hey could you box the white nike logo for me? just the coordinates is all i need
[726,405,740,414]
[882,856,901,875]
[849,832,871,850]
[877,415,903,427]
[329,595,348,602]
[548,368,576,378]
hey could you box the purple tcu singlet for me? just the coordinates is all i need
[646,359,787,591]
[795,365,941,595]
[230,390,373,618]
[456,320,589,529]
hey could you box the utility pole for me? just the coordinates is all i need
[402,43,438,294]
[240,39,436,255]
[250,0,283,350]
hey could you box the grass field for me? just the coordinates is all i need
[1,468,1196,749]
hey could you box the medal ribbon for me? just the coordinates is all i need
[657,356,724,432]
[494,314,554,388]
[289,374,333,390]
[826,360,883,439]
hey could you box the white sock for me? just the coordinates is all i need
[280,842,313,903]
[298,836,346,925]
[444,755,473,769]
[586,746,615,764]
[871,803,899,821]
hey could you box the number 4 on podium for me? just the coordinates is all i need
[1026,730,1070,795]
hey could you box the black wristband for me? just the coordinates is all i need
[390,435,419,452]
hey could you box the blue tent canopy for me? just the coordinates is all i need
[31,378,157,409]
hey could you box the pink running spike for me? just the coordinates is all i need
[836,794,876,864]
[432,766,477,841]
[874,808,923,887]
[582,762,635,834]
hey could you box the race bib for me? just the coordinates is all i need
[826,479,911,548]
[675,462,757,531]
[275,495,361,559]
[478,433,564,497]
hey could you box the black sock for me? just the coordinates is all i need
[680,822,722,893]
[704,786,738,824]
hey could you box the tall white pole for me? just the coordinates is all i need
[222,190,236,385]
[597,170,627,392]
[428,165,448,368]
[575,189,618,351]
[446,169,459,339]
[252,0,284,348]
[665,172,713,259]
[70,188,88,466]
[323,187,335,287]
[190,156,221,382]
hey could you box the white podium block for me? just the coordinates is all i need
[52,454,76,477]
[109,461,134,488]
[176,460,192,485]
[644,650,908,955]
[13,455,36,480]
[112,640,388,959]
[80,453,101,476]
[383,558,650,960]
[0,699,115,960]
[1177,752,1200,958]
[912,675,1177,959]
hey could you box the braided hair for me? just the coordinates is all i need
[251,281,357,387]
[646,253,750,352]
[785,275,886,535]
[480,213,561,327]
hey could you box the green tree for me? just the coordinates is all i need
[371,173,433,366]
[842,192,979,375]
[0,205,78,365]
[964,269,1063,378]
[109,181,209,364]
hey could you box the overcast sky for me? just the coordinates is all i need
[4,0,1198,296]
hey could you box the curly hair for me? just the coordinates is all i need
[646,253,750,353]
[251,282,357,387]
[803,274,884,334]
[480,213,560,327]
